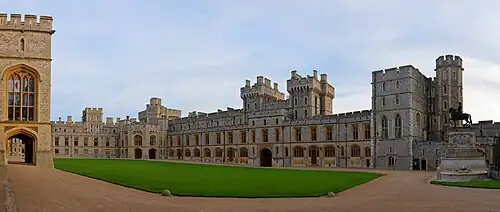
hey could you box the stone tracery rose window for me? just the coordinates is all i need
[7,69,36,121]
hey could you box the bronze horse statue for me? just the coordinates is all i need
[448,107,472,127]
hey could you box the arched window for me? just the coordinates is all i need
[443,100,448,109]
[395,114,402,138]
[395,95,400,105]
[149,135,156,146]
[350,144,361,157]
[293,146,304,157]
[395,80,400,88]
[364,147,371,157]
[381,116,388,139]
[134,135,142,146]
[294,98,297,106]
[416,113,421,126]
[20,38,25,51]
[294,110,298,119]
[304,109,308,118]
[382,82,386,91]
[239,147,248,157]
[324,146,335,157]
[304,97,308,105]
[7,69,36,121]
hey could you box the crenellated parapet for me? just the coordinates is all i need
[436,54,462,69]
[286,109,372,125]
[240,76,285,100]
[372,65,419,82]
[0,14,53,33]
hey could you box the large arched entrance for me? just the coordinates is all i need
[148,148,156,159]
[260,148,272,167]
[134,148,142,159]
[7,133,35,165]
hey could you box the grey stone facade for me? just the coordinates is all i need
[51,53,499,170]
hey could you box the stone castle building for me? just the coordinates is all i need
[52,53,498,170]
[1,14,494,170]
[0,14,54,167]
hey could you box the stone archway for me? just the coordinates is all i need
[7,133,35,165]
[134,148,142,159]
[3,127,38,165]
[148,148,156,159]
[260,148,272,167]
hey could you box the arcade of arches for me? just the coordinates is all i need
[163,144,372,167]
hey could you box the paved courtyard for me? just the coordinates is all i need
[5,164,500,212]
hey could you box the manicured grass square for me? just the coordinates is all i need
[55,158,382,198]
[431,180,500,189]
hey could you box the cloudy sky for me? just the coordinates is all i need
[3,0,500,122]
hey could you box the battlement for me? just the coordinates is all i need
[241,76,285,100]
[84,107,104,113]
[372,65,419,82]
[287,70,328,92]
[436,54,462,69]
[0,14,53,33]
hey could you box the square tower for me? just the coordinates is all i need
[0,14,55,167]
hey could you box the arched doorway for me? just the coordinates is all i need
[134,148,142,159]
[7,133,35,165]
[421,158,427,171]
[309,146,319,165]
[260,148,272,167]
[227,148,235,162]
[148,148,156,159]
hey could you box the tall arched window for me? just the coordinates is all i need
[395,114,402,138]
[7,69,36,121]
[150,135,156,146]
[416,113,421,126]
[381,116,388,139]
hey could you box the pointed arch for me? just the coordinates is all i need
[381,115,388,139]
[4,64,39,122]
[350,144,361,157]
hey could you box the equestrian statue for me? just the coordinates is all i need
[448,102,472,127]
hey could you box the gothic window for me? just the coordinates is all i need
[7,69,36,121]
[350,144,361,157]
[395,114,402,138]
[293,146,304,157]
[294,98,297,106]
[395,80,400,89]
[443,101,448,109]
[134,135,142,146]
[395,95,400,105]
[150,135,156,146]
[382,97,386,107]
[304,97,308,105]
[382,82,386,91]
[324,146,335,157]
[381,116,388,139]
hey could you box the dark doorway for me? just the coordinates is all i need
[134,148,142,159]
[412,159,420,170]
[309,147,319,165]
[366,159,371,168]
[148,148,156,159]
[8,134,35,165]
[421,159,427,171]
[227,149,234,162]
[260,149,272,167]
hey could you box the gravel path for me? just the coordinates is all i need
[6,165,500,212]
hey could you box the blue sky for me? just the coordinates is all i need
[3,0,500,122]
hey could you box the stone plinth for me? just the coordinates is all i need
[436,130,488,182]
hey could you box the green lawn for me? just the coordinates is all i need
[54,158,382,198]
[431,180,500,189]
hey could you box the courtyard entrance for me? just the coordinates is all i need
[7,133,35,165]
[260,148,272,167]
[134,148,142,159]
[420,159,427,170]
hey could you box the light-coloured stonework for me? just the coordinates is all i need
[27,14,493,170]
[0,14,54,167]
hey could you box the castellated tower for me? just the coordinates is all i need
[240,76,285,122]
[0,14,55,167]
[432,55,464,133]
[286,70,335,120]
[82,108,104,133]
[372,65,428,170]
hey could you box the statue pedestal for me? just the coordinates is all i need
[436,130,488,182]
